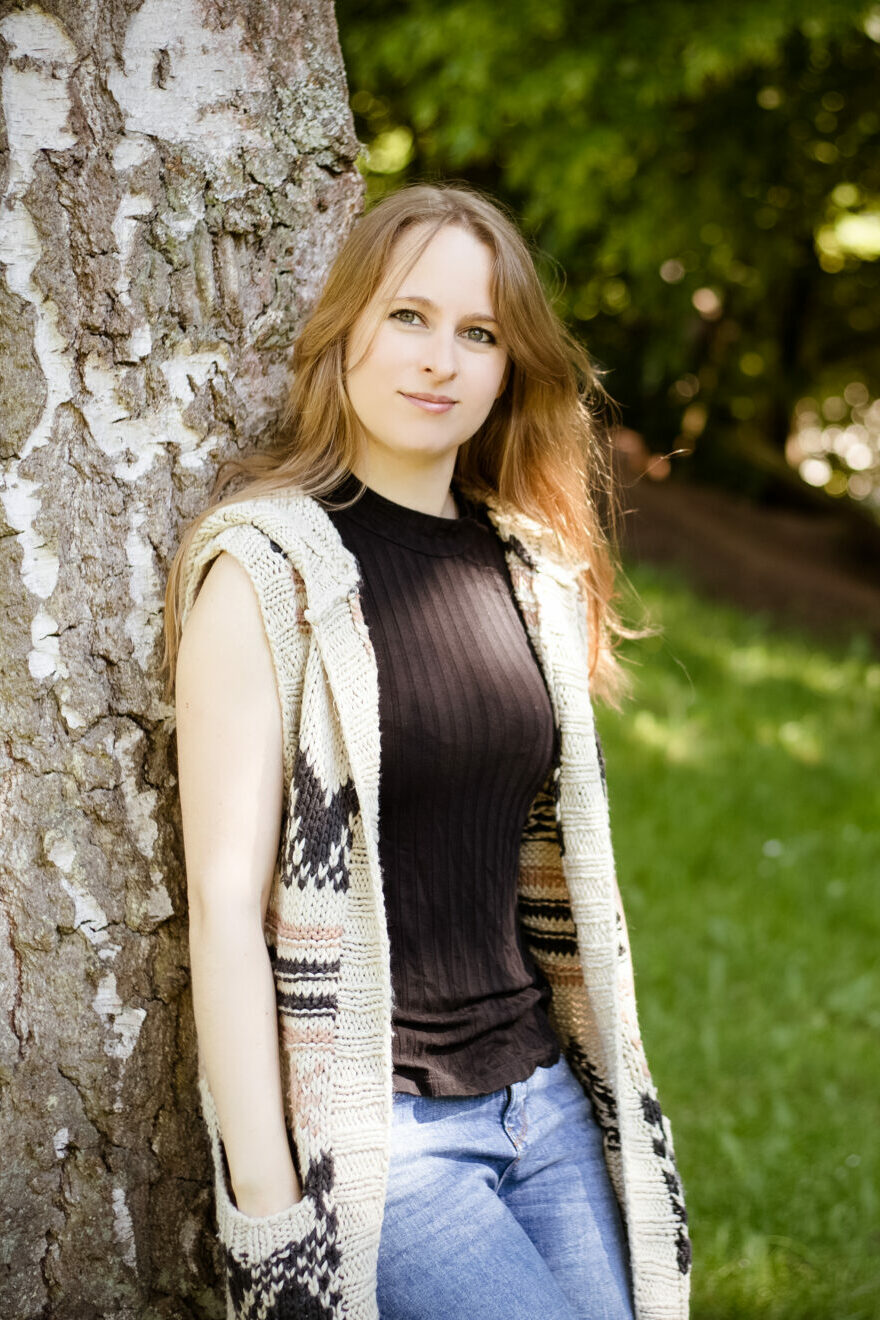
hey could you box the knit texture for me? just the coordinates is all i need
[178,490,692,1320]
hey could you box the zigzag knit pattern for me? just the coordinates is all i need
[224,1154,341,1319]
[179,491,691,1320]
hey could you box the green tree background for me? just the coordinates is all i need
[334,9,880,1318]
[337,0,880,515]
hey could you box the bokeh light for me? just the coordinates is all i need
[786,386,880,505]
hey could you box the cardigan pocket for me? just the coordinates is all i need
[199,1072,343,1319]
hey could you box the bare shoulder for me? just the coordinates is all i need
[175,549,284,917]
[176,551,276,704]
[189,548,261,617]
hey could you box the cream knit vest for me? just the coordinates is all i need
[178,489,691,1320]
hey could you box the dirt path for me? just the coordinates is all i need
[618,478,880,650]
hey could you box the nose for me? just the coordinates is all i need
[420,327,457,381]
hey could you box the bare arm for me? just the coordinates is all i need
[175,550,301,1217]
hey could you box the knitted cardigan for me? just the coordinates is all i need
[178,488,692,1320]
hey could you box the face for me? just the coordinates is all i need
[345,224,509,473]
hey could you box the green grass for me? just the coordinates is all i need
[594,561,880,1320]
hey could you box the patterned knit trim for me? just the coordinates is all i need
[180,504,389,1320]
[199,1074,345,1319]
[501,536,692,1317]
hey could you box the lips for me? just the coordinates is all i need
[400,391,458,413]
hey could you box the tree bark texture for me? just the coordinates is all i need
[0,3,362,1315]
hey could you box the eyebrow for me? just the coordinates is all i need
[392,294,498,324]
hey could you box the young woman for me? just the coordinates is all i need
[164,184,691,1320]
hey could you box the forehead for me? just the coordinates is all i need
[376,222,495,299]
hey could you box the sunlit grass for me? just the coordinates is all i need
[595,561,880,1320]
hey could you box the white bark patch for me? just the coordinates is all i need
[161,343,229,470]
[59,701,87,732]
[128,322,153,360]
[0,31,77,190]
[160,346,230,403]
[112,724,159,859]
[56,873,111,947]
[0,473,60,598]
[92,973,146,1062]
[0,8,76,660]
[81,356,177,482]
[3,63,75,185]
[112,134,155,172]
[108,718,173,931]
[29,607,66,682]
[127,867,174,933]
[47,835,113,950]
[147,867,174,925]
[109,0,269,159]
[0,10,77,452]
[125,508,162,670]
[53,1127,70,1159]
[112,192,156,360]
[82,345,227,481]
[0,204,73,458]
[0,8,76,65]
[158,187,205,242]
[112,1184,138,1270]
[2,62,74,183]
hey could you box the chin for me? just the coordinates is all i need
[376,435,463,461]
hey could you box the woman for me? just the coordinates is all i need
[164,183,691,1320]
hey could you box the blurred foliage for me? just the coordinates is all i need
[596,561,880,1317]
[336,1,880,506]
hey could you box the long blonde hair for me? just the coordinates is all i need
[163,182,631,702]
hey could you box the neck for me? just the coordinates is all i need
[351,447,459,519]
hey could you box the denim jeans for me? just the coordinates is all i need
[376,1053,635,1320]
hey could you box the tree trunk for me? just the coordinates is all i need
[0,3,361,1315]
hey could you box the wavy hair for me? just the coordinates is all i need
[163,182,632,702]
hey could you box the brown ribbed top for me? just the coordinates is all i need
[323,475,561,1096]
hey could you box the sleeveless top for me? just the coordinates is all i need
[324,476,561,1096]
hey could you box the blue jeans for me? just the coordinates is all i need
[376,1054,634,1320]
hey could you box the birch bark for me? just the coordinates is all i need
[0,3,361,1314]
